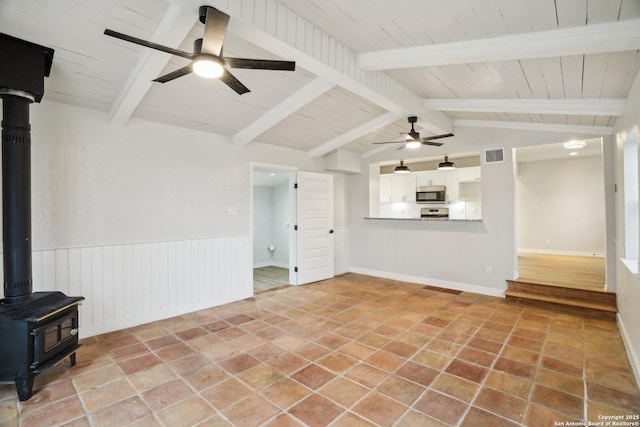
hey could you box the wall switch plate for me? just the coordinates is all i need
[486,266,493,275]
[227,206,238,216]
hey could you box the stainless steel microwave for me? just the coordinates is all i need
[416,186,446,203]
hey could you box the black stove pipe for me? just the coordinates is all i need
[1,95,33,303]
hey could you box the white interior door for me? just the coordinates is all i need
[295,171,334,285]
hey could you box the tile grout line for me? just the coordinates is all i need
[453,300,519,426]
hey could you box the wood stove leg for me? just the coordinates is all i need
[70,352,76,366]
[15,374,34,401]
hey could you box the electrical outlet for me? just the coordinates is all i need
[486,266,493,275]
[545,240,551,247]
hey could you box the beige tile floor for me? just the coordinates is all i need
[1,273,639,426]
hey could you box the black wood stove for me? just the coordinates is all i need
[0,33,84,401]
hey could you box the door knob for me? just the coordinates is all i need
[329,229,334,234]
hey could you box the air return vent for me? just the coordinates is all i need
[484,148,504,164]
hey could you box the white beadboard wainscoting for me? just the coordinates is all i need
[18,235,252,338]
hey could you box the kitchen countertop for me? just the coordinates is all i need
[364,217,482,222]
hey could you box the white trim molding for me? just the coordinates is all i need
[424,99,626,116]
[348,267,506,298]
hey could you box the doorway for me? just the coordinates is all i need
[251,164,296,292]
[514,139,607,291]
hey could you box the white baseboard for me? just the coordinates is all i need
[518,248,605,258]
[253,262,289,269]
[617,312,640,391]
[348,267,505,298]
[80,291,253,338]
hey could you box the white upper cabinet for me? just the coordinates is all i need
[457,166,481,183]
[417,171,458,201]
[380,174,393,202]
[416,171,447,187]
[380,174,416,202]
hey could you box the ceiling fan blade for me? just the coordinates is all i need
[225,58,296,71]
[153,64,193,83]
[104,29,194,60]
[372,141,404,145]
[421,133,454,141]
[200,7,230,56]
[400,132,420,141]
[219,69,250,95]
[421,141,445,146]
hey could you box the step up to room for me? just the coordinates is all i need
[505,280,617,321]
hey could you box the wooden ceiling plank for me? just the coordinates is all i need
[554,0,587,28]
[620,0,640,20]
[454,119,613,135]
[209,0,453,136]
[539,57,565,99]
[108,4,196,125]
[587,0,623,24]
[518,58,553,99]
[581,53,609,98]
[560,55,585,99]
[423,98,626,116]
[232,78,334,146]
[599,51,640,98]
[523,0,558,31]
[307,111,401,158]
[357,18,640,70]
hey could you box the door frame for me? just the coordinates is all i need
[512,138,612,291]
[250,162,298,289]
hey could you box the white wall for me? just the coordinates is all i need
[4,101,333,336]
[252,182,290,268]
[253,186,273,266]
[613,72,640,386]
[348,125,614,297]
[516,155,606,256]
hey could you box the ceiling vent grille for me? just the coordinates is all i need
[484,148,504,164]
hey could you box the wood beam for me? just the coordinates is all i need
[307,112,401,158]
[423,99,627,116]
[108,4,195,125]
[358,19,640,70]
[232,78,334,146]
[213,0,452,136]
[454,119,613,135]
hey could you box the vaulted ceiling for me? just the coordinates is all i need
[1,0,639,162]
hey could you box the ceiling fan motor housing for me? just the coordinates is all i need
[199,5,211,24]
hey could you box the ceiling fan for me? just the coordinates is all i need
[104,5,296,95]
[373,116,454,149]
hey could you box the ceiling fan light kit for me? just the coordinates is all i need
[373,116,454,148]
[192,56,224,78]
[104,5,295,95]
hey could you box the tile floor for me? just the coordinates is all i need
[1,273,639,426]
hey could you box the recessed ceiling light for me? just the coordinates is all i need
[563,140,586,150]
[569,152,579,156]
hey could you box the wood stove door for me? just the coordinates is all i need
[30,311,79,371]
